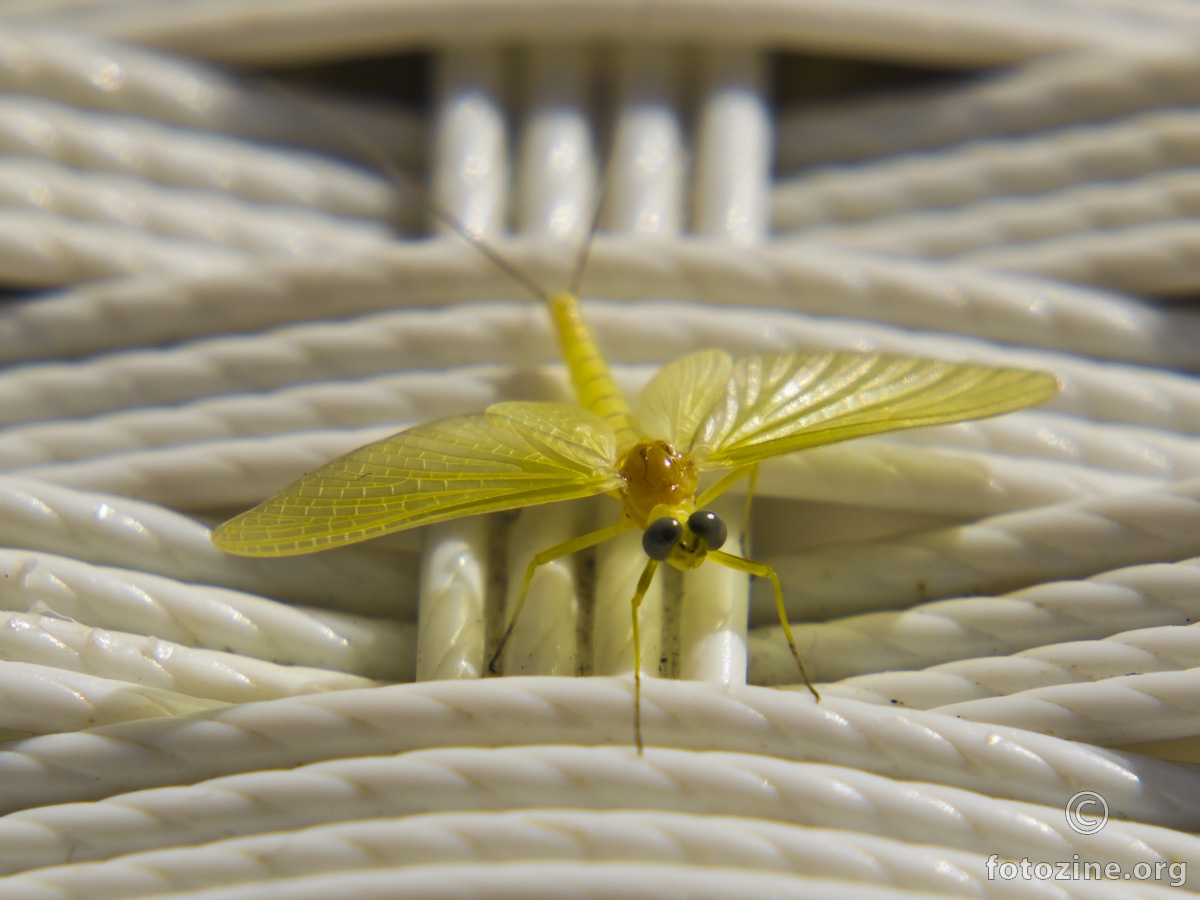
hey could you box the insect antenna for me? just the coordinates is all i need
[257,77,553,305]
[566,148,610,298]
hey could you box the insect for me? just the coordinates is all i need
[211,83,1060,750]
[212,287,1059,750]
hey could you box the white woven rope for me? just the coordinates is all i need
[962,218,1200,297]
[0,660,225,739]
[0,808,1120,900]
[0,94,401,217]
[0,477,416,615]
[933,669,1200,747]
[801,168,1200,259]
[884,408,1200,479]
[0,207,245,286]
[26,0,1187,64]
[749,557,1200,684]
[515,46,596,243]
[0,679,1195,828]
[7,238,1200,369]
[0,158,392,257]
[15,424,406,509]
[0,739,1194,882]
[0,23,426,165]
[0,548,415,678]
[0,610,377,703]
[691,48,770,244]
[4,299,1200,440]
[0,21,1197,898]
[0,862,1072,900]
[776,47,1200,169]
[416,517,490,681]
[2,368,1198,488]
[0,365,517,468]
[836,620,1200,708]
[775,107,1200,230]
[760,477,1200,622]
[432,48,509,242]
[604,46,686,237]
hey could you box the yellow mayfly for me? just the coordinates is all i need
[212,253,1059,749]
[211,86,1059,749]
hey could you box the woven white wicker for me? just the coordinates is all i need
[0,6,1197,898]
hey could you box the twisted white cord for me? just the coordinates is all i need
[432,49,509,242]
[30,0,1185,64]
[0,365,515,468]
[604,47,686,237]
[15,425,403,510]
[0,660,225,739]
[936,668,1200,746]
[774,108,1200,229]
[4,298,1200,441]
[0,94,399,216]
[0,207,244,286]
[801,168,1200,259]
[691,48,771,244]
[776,47,1200,169]
[0,737,1193,876]
[753,440,1160,518]
[0,610,377,703]
[0,549,415,678]
[884,408,1200,480]
[416,517,490,681]
[749,557,1200,684]
[6,237,1200,370]
[0,24,425,165]
[0,679,1194,828]
[0,862,1049,900]
[761,477,1200,622]
[962,217,1200,297]
[0,158,391,256]
[2,371,1196,489]
[0,808,1103,900]
[515,47,595,242]
[0,477,415,615]
[500,502,590,676]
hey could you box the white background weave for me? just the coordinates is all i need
[0,4,1196,897]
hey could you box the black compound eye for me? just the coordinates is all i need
[642,517,683,560]
[687,509,727,551]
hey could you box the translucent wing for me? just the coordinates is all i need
[692,351,1060,469]
[212,402,623,556]
[635,349,733,449]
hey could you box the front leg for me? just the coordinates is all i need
[707,549,819,701]
[489,518,633,674]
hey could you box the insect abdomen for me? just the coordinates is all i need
[548,291,639,451]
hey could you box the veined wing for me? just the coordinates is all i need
[212,402,623,556]
[691,351,1060,469]
[635,348,733,449]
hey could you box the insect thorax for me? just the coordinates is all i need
[618,438,698,528]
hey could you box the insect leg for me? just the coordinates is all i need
[629,557,659,756]
[489,518,633,674]
[742,464,759,555]
[706,549,820,702]
[695,465,754,508]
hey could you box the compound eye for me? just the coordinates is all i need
[687,509,727,551]
[642,517,683,561]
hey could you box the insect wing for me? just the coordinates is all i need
[691,351,1060,468]
[212,402,623,556]
[635,348,733,448]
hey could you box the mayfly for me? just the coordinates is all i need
[211,104,1060,751]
